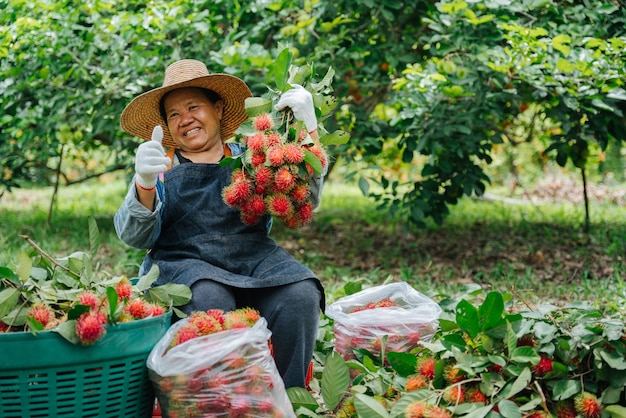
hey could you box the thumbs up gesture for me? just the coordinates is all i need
[134,126,170,190]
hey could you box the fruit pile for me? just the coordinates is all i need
[148,308,294,418]
[222,112,328,229]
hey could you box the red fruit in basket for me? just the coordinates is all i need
[417,357,436,380]
[533,355,553,377]
[127,299,148,319]
[27,304,55,328]
[147,303,165,317]
[0,321,9,332]
[75,312,106,345]
[253,113,273,131]
[575,392,602,418]
[77,291,99,309]
[205,309,226,325]
[189,312,223,335]
[406,374,428,391]
[115,278,133,300]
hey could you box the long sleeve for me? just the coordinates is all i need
[114,180,163,249]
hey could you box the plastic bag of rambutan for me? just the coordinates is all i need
[146,308,296,418]
[326,282,442,362]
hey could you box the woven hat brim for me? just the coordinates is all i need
[120,74,252,148]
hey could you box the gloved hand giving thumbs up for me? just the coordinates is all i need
[134,126,170,190]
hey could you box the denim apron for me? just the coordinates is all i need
[146,161,318,289]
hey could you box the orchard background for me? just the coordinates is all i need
[1,1,626,417]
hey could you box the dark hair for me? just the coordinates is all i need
[159,88,222,124]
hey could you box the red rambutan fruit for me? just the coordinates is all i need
[127,299,148,319]
[77,291,99,309]
[146,303,165,317]
[170,325,200,348]
[254,166,273,188]
[75,312,107,345]
[467,388,488,404]
[231,168,250,184]
[574,392,602,418]
[283,143,305,164]
[296,201,314,225]
[554,400,577,418]
[443,385,466,404]
[264,132,281,147]
[189,312,223,335]
[240,211,261,225]
[533,355,554,377]
[273,166,297,193]
[243,194,267,217]
[267,145,286,166]
[115,278,133,300]
[223,180,252,207]
[443,364,465,384]
[27,304,55,328]
[266,194,293,217]
[425,405,452,418]
[308,144,328,168]
[206,309,226,326]
[417,357,437,380]
[290,182,310,202]
[406,374,428,391]
[250,152,266,167]
[247,132,266,152]
[253,113,273,131]
[406,401,430,418]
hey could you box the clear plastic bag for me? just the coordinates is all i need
[147,317,295,418]
[326,282,442,360]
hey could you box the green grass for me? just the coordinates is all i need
[1,175,625,315]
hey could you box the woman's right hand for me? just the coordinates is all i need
[134,126,170,190]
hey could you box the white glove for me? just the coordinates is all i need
[275,84,317,133]
[134,126,170,190]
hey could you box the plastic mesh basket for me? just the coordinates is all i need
[0,312,171,418]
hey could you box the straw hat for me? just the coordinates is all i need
[120,59,252,149]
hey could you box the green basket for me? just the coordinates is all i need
[0,311,171,418]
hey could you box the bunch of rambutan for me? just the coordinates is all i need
[222,111,328,229]
[148,309,295,417]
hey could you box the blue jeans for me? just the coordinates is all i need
[182,278,322,389]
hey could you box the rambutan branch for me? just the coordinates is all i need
[20,234,81,277]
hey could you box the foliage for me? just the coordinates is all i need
[0,218,191,344]
[2,1,625,228]
[289,284,626,417]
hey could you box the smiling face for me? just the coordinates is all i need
[163,87,224,156]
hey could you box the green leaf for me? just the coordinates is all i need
[286,387,318,411]
[456,299,480,339]
[606,404,626,418]
[0,288,20,319]
[499,367,531,399]
[343,281,362,296]
[497,399,522,418]
[354,393,390,418]
[87,217,100,260]
[358,177,370,196]
[479,291,505,331]
[135,264,159,292]
[461,404,494,418]
[16,251,32,283]
[506,321,517,357]
[106,286,118,321]
[148,283,192,306]
[0,266,19,284]
[597,347,626,370]
[67,304,91,320]
[510,346,540,364]
[274,48,292,92]
[321,352,350,411]
[26,316,44,332]
[244,97,273,117]
[548,379,581,400]
[319,129,350,146]
[303,149,323,175]
[53,320,80,344]
[387,351,418,377]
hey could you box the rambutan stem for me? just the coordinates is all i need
[20,234,80,277]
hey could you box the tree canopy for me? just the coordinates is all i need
[2,0,625,226]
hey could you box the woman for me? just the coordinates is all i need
[114,59,324,388]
